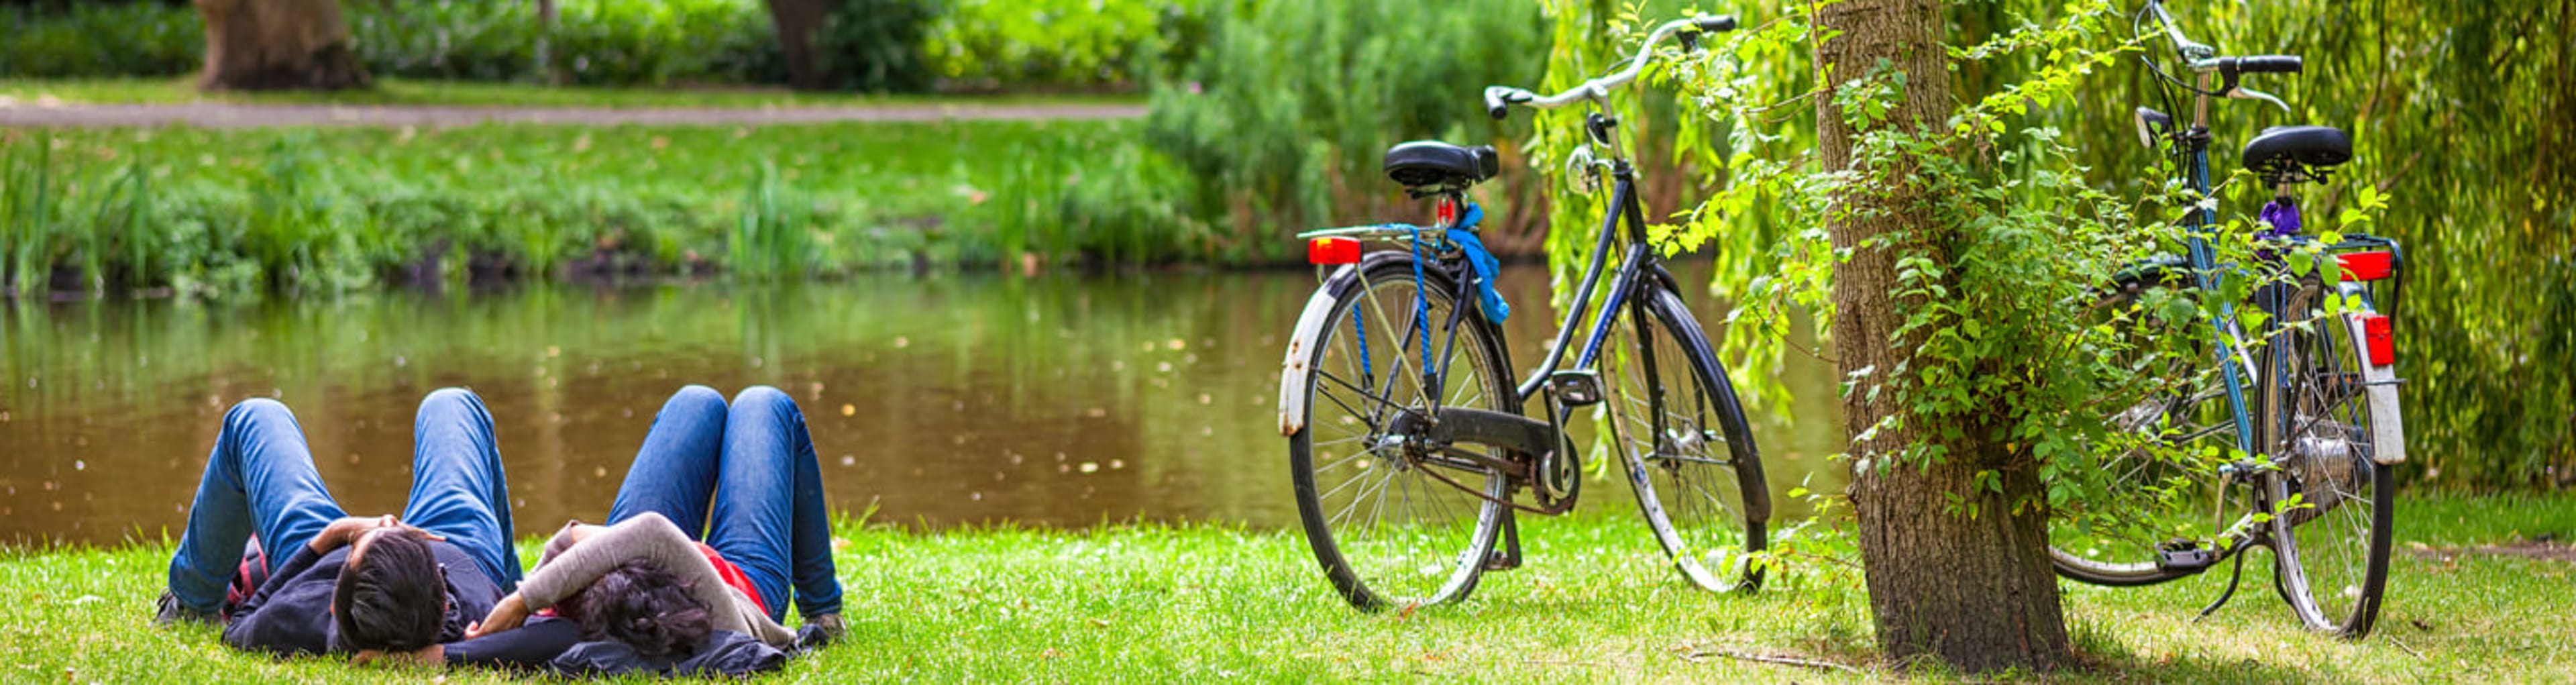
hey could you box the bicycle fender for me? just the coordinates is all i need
[1279,270,1349,436]
[2342,310,2406,464]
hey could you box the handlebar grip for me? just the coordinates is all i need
[1693,14,1739,33]
[2235,54,2302,74]
[1485,89,1509,120]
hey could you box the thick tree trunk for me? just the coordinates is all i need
[1813,0,2072,672]
[194,0,370,91]
[763,0,832,90]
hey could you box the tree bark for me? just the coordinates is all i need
[194,0,370,91]
[763,0,832,90]
[1813,0,2072,672]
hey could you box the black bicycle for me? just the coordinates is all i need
[2047,0,2406,638]
[1273,14,1770,611]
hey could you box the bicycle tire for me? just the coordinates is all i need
[1597,278,1769,592]
[1287,255,1513,611]
[2264,277,2396,638]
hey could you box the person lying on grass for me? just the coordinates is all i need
[154,388,523,666]
[432,385,848,676]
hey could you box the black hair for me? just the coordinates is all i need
[558,558,714,658]
[331,529,447,653]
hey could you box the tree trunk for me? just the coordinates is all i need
[1813,0,2072,672]
[193,0,370,91]
[764,0,832,90]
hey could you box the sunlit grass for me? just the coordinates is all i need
[0,77,1145,109]
[1,493,2567,683]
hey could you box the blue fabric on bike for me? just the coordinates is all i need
[1447,203,1511,325]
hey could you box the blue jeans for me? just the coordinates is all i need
[166,388,523,615]
[606,385,843,622]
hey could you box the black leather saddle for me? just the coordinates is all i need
[1383,141,1499,193]
[2242,125,2353,173]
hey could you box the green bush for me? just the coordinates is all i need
[347,0,784,86]
[924,0,1208,91]
[1142,0,1547,260]
[810,0,939,93]
[0,3,201,78]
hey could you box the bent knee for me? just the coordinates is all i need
[731,386,799,416]
[223,397,296,427]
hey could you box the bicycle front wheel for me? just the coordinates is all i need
[2266,278,2396,638]
[1597,280,1768,592]
[1286,256,1513,611]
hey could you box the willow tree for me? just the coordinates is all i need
[193,0,370,91]
[1537,0,2180,671]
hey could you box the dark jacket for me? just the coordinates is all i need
[219,540,505,655]
[443,618,824,677]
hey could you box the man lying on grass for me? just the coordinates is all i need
[154,388,523,664]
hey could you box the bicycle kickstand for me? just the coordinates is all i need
[2193,539,2257,622]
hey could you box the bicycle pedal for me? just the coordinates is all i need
[1548,370,1604,407]
[2155,542,2216,573]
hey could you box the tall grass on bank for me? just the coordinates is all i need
[0,121,1210,297]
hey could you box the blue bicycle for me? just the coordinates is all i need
[1273,14,1771,610]
[2046,0,2408,638]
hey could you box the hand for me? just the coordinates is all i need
[312,515,447,554]
[465,593,529,639]
[351,643,443,668]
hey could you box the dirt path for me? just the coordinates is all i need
[0,101,1146,128]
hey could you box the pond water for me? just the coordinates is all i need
[0,264,1845,547]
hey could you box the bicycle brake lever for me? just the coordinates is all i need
[2228,86,2290,113]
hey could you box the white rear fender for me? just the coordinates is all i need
[2342,309,2406,464]
[1279,265,1358,436]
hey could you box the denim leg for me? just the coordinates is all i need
[606,385,727,533]
[166,399,347,614]
[398,388,522,589]
[704,386,843,623]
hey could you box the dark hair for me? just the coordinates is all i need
[331,529,447,653]
[558,559,714,658]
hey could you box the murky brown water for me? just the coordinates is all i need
[0,264,1843,547]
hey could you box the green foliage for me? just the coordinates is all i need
[1143,0,1548,258]
[810,0,941,93]
[347,0,784,87]
[0,2,201,79]
[0,120,1210,297]
[925,0,1209,91]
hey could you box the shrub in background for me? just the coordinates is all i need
[1142,0,1547,261]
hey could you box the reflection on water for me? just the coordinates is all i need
[0,264,1843,546]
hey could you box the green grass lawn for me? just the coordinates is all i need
[0,77,1145,109]
[2,493,2567,683]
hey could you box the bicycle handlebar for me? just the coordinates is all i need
[1485,14,1739,120]
[2140,1,2301,112]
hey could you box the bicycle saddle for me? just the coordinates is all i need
[2241,125,2351,173]
[1383,141,1499,193]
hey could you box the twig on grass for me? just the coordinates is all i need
[1679,647,1866,675]
[2386,636,2425,660]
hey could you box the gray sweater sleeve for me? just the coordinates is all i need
[517,513,795,646]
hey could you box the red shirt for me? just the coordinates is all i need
[696,542,767,615]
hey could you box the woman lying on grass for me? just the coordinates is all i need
[433,386,848,677]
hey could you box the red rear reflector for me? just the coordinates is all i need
[1436,198,1460,226]
[1309,237,1361,265]
[2361,314,2394,366]
[2337,251,2394,281]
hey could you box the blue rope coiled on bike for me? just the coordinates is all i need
[1377,203,1509,326]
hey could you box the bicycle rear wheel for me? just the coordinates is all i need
[2265,278,2396,638]
[1597,280,1768,592]
[2049,276,2233,586]
[1286,256,1513,611]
